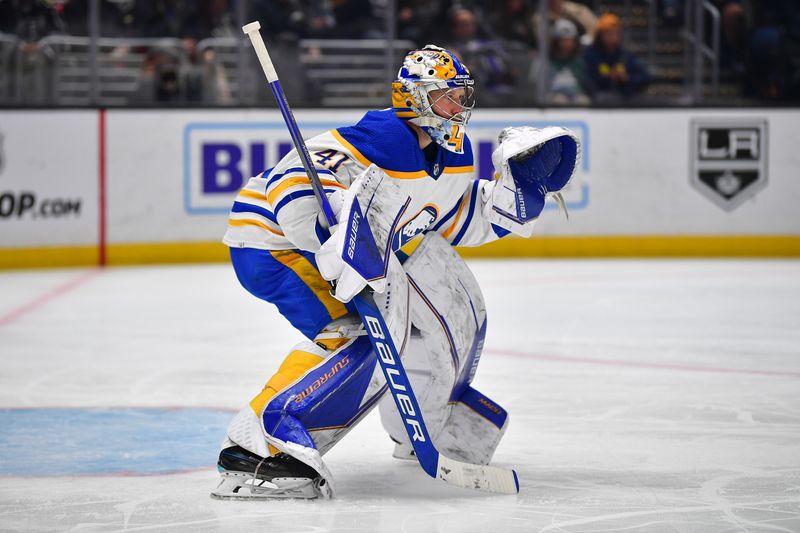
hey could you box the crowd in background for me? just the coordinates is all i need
[0,0,798,105]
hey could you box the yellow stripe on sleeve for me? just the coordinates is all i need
[227,218,284,236]
[238,188,268,201]
[442,193,470,240]
[269,250,348,320]
[266,176,346,205]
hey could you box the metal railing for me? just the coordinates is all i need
[0,34,20,103]
[34,36,187,105]
[0,33,421,107]
[299,39,413,107]
[683,0,721,102]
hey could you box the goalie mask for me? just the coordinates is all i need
[392,45,475,154]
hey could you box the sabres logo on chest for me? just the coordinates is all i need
[392,205,439,251]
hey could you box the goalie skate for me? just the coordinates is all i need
[390,438,416,461]
[210,446,332,500]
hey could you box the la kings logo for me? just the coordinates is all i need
[690,119,768,211]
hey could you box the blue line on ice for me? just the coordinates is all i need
[0,407,230,476]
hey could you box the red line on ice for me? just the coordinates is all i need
[486,348,800,378]
[0,270,100,328]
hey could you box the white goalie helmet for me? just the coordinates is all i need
[391,45,476,154]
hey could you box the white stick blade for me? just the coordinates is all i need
[436,456,520,495]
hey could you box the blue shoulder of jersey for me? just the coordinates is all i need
[335,109,474,174]
[335,109,422,172]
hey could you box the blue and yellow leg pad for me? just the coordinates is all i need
[261,336,385,455]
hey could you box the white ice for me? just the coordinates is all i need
[1,259,799,532]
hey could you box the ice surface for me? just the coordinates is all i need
[1,260,799,532]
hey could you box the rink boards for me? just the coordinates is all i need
[0,108,798,268]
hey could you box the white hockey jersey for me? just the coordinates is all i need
[222,109,510,254]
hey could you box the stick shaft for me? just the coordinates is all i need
[242,22,337,229]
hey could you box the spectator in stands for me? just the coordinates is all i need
[534,0,598,46]
[743,2,796,100]
[443,6,518,105]
[546,18,591,105]
[714,0,748,73]
[397,0,447,44]
[305,0,336,37]
[180,37,232,104]
[133,1,200,39]
[708,0,800,101]
[308,0,382,39]
[130,0,234,40]
[132,46,184,103]
[196,0,237,38]
[1,0,63,42]
[584,13,650,101]
[1,0,65,103]
[250,0,312,40]
[446,7,480,48]
[659,0,683,25]
[59,0,140,37]
[485,0,538,50]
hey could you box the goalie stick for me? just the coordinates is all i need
[242,21,519,495]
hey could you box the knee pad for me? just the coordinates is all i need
[225,339,327,459]
[263,334,386,456]
[224,315,384,493]
[227,314,386,454]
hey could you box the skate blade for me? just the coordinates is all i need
[210,472,329,500]
[392,442,417,461]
